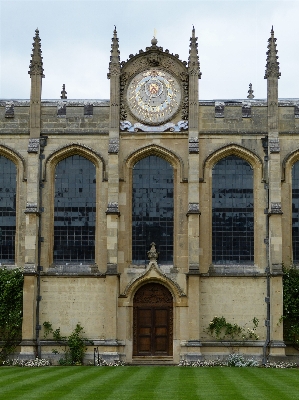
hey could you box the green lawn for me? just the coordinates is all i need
[0,366,299,400]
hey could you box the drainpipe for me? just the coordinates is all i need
[262,136,270,365]
[35,136,47,359]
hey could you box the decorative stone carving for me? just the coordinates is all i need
[264,27,281,79]
[270,202,283,214]
[27,138,40,153]
[57,102,66,116]
[106,202,120,215]
[24,202,39,213]
[5,101,14,118]
[147,242,159,261]
[120,256,186,299]
[269,138,280,153]
[215,102,224,118]
[23,264,36,273]
[247,83,254,99]
[120,74,128,121]
[60,84,67,99]
[108,138,119,154]
[242,102,251,118]
[28,29,44,77]
[187,203,200,215]
[189,137,199,153]
[134,282,172,304]
[120,120,188,132]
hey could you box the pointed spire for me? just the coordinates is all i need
[247,83,254,99]
[264,26,281,79]
[188,26,202,78]
[108,26,120,79]
[28,28,44,77]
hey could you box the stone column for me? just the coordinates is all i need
[20,29,44,358]
[187,27,201,274]
[264,27,285,355]
[106,27,121,275]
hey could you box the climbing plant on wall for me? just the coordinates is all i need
[283,266,299,350]
[0,268,23,361]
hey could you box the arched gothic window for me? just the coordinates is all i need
[212,155,254,264]
[0,156,16,262]
[132,156,173,264]
[54,155,96,263]
[292,161,299,262]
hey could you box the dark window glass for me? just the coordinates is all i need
[54,155,96,262]
[212,155,254,264]
[292,162,299,262]
[0,156,16,262]
[132,156,173,264]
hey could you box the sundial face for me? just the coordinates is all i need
[126,69,181,125]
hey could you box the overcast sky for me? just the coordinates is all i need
[1,0,298,100]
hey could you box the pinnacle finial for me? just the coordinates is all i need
[28,28,44,77]
[108,26,120,79]
[151,36,158,46]
[60,84,67,99]
[247,83,254,99]
[188,26,202,78]
[147,242,159,262]
[264,26,281,79]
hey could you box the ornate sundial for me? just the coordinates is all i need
[126,69,182,125]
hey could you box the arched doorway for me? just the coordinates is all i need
[133,282,173,357]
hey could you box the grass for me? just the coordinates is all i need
[0,366,299,400]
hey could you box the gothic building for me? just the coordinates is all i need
[0,26,297,363]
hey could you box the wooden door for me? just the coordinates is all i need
[133,283,173,356]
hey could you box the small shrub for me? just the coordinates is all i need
[43,321,92,365]
[0,268,23,362]
[206,316,259,341]
[282,266,299,350]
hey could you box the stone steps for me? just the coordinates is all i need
[131,357,175,366]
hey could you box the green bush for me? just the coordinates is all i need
[282,266,299,350]
[43,321,92,365]
[0,268,23,362]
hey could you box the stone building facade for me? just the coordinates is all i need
[0,26,298,363]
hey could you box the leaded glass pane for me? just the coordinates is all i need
[0,156,16,262]
[212,156,254,264]
[54,155,96,262]
[132,156,173,264]
[292,162,299,262]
